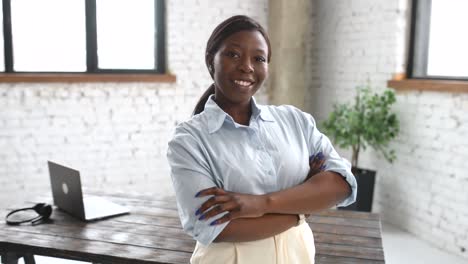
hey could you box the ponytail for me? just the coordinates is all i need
[192,84,215,116]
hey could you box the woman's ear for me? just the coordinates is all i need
[206,54,214,75]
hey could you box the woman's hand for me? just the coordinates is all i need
[306,151,326,181]
[195,187,267,226]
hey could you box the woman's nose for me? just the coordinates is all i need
[238,58,254,73]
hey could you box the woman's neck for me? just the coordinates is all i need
[213,96,252,126]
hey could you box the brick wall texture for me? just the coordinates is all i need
[0,0,269,206]
[305,0,468,259]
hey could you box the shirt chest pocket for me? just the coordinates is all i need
[213,148,278,195]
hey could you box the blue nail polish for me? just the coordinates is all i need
[195,191,201,197]
[210,220,217,226]
[309,154,315,162]
[317,152,324,159]
[195,209,200,216]
[199,214,205,220]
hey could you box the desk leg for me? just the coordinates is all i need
[23,254,36,264]
[1,253,35,264]
[1,253,19,264]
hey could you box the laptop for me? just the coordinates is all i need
[47,161,130,221]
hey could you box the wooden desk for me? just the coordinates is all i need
[1,192,385,263]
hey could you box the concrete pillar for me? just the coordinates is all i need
[268,0,311,109]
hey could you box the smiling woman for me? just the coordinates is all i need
[167,15,357,264]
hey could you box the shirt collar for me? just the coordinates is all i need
[204,95,275,134]
[251,97,275,123]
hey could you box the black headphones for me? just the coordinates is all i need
[5,203,52,226]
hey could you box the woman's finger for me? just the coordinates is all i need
[310,158,323,169]
[309,154,316,162]
[196,195,231,216]
[310,159,320,168]
[310,152,322,162]
[316,159,325,169]
[310,152,325,167]
[199,201,239,220]
[209,211,235,226]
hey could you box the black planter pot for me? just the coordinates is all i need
[339,167,376,212]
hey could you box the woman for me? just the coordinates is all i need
[167,15,357,263]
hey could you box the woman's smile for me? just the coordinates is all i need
[233,79,254,87]
[232,79,255,91]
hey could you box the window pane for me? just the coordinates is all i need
[427,0,468,77]
[96,0,155,70]
[11,0,86,72]
[0,0,4,72]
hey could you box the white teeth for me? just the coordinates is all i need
[234,80,253,86]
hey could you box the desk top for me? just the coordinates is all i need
[1,192,385,264]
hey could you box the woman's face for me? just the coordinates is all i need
[211,30,269,106]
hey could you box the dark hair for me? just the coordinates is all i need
[192,15,271,115]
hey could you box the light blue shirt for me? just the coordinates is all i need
[167,95,357,245]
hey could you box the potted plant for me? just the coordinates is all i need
[321,86,399,212]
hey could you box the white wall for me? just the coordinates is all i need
[0,0,269,207]
[306,0,468,259]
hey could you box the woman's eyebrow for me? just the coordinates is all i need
[225,42,242,48]
[225,42,267,54]
[255,48,267,54]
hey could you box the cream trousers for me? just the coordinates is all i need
[190,222,315,264]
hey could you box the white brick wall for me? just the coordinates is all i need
[306,0,468,259]
[0,1,269,207]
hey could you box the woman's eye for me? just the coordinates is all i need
[256,56,266,63]
[226,51,240,58]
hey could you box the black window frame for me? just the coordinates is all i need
[1,0,166,74]
[408,0,468,81]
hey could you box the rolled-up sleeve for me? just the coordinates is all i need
[297,108,357,207]
[167,126,229,245]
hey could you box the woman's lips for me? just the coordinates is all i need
[233,79,255,91]
[234,80,254,86]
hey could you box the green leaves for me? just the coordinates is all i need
[321,87,400,167]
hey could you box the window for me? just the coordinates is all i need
[409,0,468,80]
[1,0,166,74]
[0,0,4,72]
